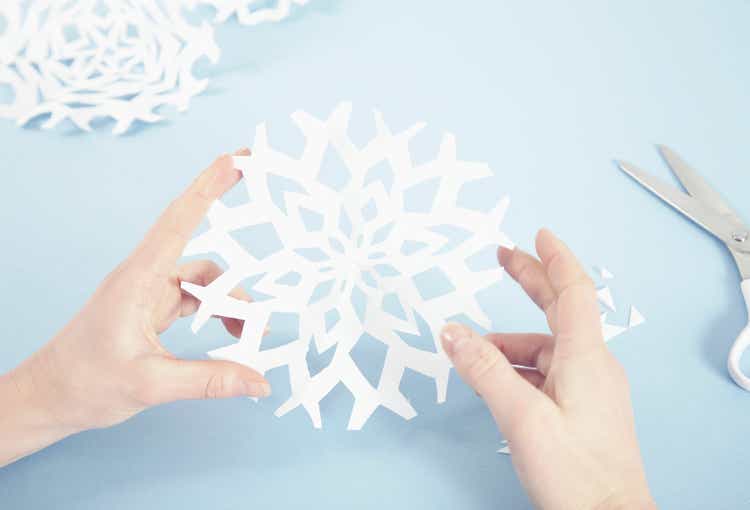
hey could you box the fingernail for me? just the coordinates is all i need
[497,246,513,267]
[234,147,251,156]
[245,381,272,398]
[440,324,471,356]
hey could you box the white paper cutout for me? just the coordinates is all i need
[182,102,513,429]
[628,305,645,328]
[0,1,220,133]
[590,268,644,343]
[596,286,616,312]
[599,266,614,280]
[0,1,310,133]
[202,0,310,25]
[601,313,628,342]
[497,440,511,455]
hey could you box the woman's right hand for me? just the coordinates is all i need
[440,229,656,510]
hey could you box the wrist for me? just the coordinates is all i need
[593,489,657,510]
[0,359,80,467]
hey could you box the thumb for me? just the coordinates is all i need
[440,323,545,433]
[147,358,271,404]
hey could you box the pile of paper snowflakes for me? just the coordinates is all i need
[0,0,309,134]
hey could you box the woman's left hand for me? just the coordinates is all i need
[1,149,269,466]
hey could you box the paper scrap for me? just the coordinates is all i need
[590,268,645,343]
[202,0,310,25]
[601,313,628,342]
[628,305,645,328]
[596,286,616,312]
[0,1,311,134]
[599,266,614,280]
[497,440,511,455]
[182,102,513,429]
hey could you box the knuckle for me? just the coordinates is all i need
[164,198,183,224]
[534,346,552,374]
[505,248,521,271]
[203,373,225,399]
[463,343,503,388]
[163,197,198,236]
[545,249,564,275]
[514,261,535,287]
[164,204,188,235]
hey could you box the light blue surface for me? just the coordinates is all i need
[2,1,750,508]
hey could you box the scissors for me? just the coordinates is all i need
[617,146,750,391]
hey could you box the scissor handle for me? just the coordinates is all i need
[728,280,750,391]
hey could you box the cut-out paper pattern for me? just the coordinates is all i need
[182,102,513,429]
[0,0,309,133]
[201,0,310,25]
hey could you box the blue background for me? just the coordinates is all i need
[2,1,750,508]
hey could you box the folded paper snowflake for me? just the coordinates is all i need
[0,0,309,134]
[0,1,219,133]
[201,0,310,25]
[182,102,513,429]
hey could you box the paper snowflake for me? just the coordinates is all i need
[182,102,513,429]
[201,0,310,25]
[0,1,220,134]
[0,0,309,134]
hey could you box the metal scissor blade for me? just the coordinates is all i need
[617,160,750,253]
[657,145,740,220]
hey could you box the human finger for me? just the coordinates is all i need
[498,246,557,316]
[440,323,550,435]
[535,229,602,352]
[486,332,553,375]
[143,357,270,404]
[134,148,248,273]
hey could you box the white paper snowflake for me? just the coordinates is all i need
[182,102,513,429]
[201,0,310,25]
[0,0,309,134]
[0,1,220,134]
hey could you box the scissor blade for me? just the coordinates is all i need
[657,145,740,220]
[617,160,749,250]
